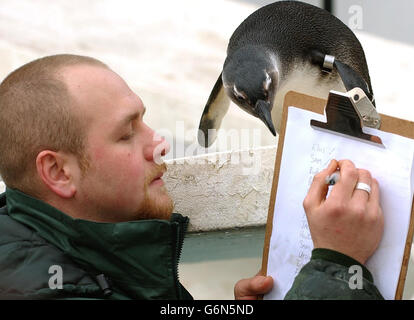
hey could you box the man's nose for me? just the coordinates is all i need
[144,127,170,164]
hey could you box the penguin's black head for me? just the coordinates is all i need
[223,46,278,136]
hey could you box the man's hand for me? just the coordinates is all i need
[303,159,384,264]
[234,273,273,300]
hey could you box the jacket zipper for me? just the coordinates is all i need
[171,214,189,299]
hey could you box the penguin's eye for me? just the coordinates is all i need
[264,72,272,91]
[233,86,247,101]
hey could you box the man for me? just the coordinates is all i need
[0,54,383,300]
[0,54,270,299]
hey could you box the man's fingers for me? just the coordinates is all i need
[352,169,372,203]
[367,178,380,206]
[234,276,274,300]
[329,160,358,202]
[304,159,338,210]
[367,178,383,222]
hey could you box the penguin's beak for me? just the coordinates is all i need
[255,100,276,136]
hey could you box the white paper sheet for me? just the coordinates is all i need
[264,107,414,300]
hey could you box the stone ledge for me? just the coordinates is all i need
[165,145,277,232]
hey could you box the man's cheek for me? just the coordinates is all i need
[113,187,145,209]
[117,162,146,191]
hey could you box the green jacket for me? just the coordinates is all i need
[0,187,192,300]
[285,248,384,300]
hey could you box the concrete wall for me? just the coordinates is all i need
[165,146,276,232]
[334,0,414,45]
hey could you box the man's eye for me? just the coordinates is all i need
[120,132,134,141]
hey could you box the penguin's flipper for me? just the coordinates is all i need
[310,50,375,106]
[198,72,231,147]
[334,60,375,106]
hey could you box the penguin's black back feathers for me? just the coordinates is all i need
[227,1,372,94]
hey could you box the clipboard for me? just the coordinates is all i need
[261,90,414,300]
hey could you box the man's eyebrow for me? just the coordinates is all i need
[116,107,146,129]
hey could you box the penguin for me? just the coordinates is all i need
[198,1,374,147]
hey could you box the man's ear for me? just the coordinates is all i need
[36,150,77,198]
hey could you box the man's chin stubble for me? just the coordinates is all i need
[136,186,174,220]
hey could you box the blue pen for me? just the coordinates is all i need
[325,171,340,185]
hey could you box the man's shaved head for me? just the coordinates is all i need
[0,54,108,196]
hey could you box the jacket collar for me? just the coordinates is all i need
[5,187,189,299]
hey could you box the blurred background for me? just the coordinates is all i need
[1,0,414,299]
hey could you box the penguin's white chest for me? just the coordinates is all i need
[271,63,346,133]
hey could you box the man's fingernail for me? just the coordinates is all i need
[327,159,337,169]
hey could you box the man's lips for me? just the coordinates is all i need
[150,171,165,185]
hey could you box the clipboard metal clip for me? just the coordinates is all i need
[310,87,384,146]
[348,87,381,129]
